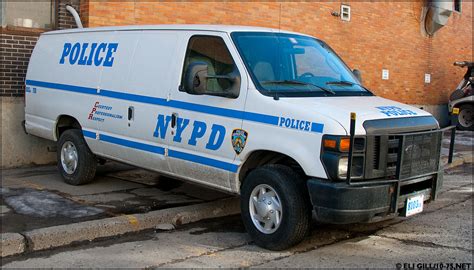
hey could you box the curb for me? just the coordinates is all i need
[442,151,473,170]
[1,233,26,257]
[1,198,239,257]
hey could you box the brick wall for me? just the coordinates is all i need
[57,0,81,30]
[0,0,81,97]
[81,1,473,105]
[0,34,37,97]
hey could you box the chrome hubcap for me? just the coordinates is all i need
[249,184,283,234]
[459,108,473,128]
[61,141,78,174]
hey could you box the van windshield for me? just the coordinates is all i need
[231,32,373,97]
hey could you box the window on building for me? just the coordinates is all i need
[1,0,55,29]
[454,0,462,13]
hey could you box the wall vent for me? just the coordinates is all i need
[341,4,351,21]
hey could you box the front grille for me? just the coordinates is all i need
[364,129,442,180]
[398,132,442,180]
[386,136,400,178]
[372,136,381,170]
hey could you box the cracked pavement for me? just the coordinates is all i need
[2,163,472,268]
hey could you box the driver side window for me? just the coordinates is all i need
[294,45,340,81]
[181,35,238,95]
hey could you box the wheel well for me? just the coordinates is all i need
[457,102,473,108]
[239,150,306,185]
[56,115,81,140]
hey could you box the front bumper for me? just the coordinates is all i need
[307,170,443,224]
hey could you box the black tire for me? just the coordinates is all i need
[240,164,311,250]
[57,129,97,185]
[456,104,473,131]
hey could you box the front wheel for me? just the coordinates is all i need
[240,165,311,250]
[457,104,473,131]
[57,129,97,185]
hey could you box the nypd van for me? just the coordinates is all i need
[25,25,445,250]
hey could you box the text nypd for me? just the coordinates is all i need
[153,114,225,151]
[377,106,417,117]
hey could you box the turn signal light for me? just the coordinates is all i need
[323,139,337,149]
[339,138,351,152]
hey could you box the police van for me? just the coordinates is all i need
[25,25,445,250]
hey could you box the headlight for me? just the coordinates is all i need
[337,156,364,179]
[321,135,366,181]
[338,157,348,177]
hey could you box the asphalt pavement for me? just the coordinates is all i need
[2,164,471,268]
[0,130,472,267]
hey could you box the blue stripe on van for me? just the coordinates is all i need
[82,129,96,138]
[168,149,239,173]
[82,130,237,172]
[99,134,166,155]
[100,89,168,107]
[27,80,98,95]
[26,79,323,132]
[311,122,324,133]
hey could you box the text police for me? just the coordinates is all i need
[59,42,118,67]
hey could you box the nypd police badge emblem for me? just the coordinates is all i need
[231,129,248,155]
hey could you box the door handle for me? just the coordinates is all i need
[171,113,178,128]
[128,106,134,121]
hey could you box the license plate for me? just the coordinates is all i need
[405,194,424,216]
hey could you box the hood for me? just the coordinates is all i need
[280,96,436,135]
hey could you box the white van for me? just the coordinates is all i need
[25,25,445,250]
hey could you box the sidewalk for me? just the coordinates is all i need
[1,162,229,234]
[1,162,238,257]
[1,131,472,257]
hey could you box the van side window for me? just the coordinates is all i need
[181,36,240,97]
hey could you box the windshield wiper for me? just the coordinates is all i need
[326,80,373,93]
[326,80,354,86]
[262,80,335,95]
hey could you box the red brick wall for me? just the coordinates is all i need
[81,1,472,105]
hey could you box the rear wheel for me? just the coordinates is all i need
[240,164,311,250]
[57,129,97,185]
[457,104,473,131]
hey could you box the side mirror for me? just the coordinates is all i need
[183,62,209,95]
[352,69,362,83]
[182,61,240,98]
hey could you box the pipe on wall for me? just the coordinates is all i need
[65,5,83,28]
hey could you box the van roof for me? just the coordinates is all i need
[43,24,305,36]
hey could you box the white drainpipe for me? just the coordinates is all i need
[65,5,83,28]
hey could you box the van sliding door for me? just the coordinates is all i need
[95,31,179,174]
